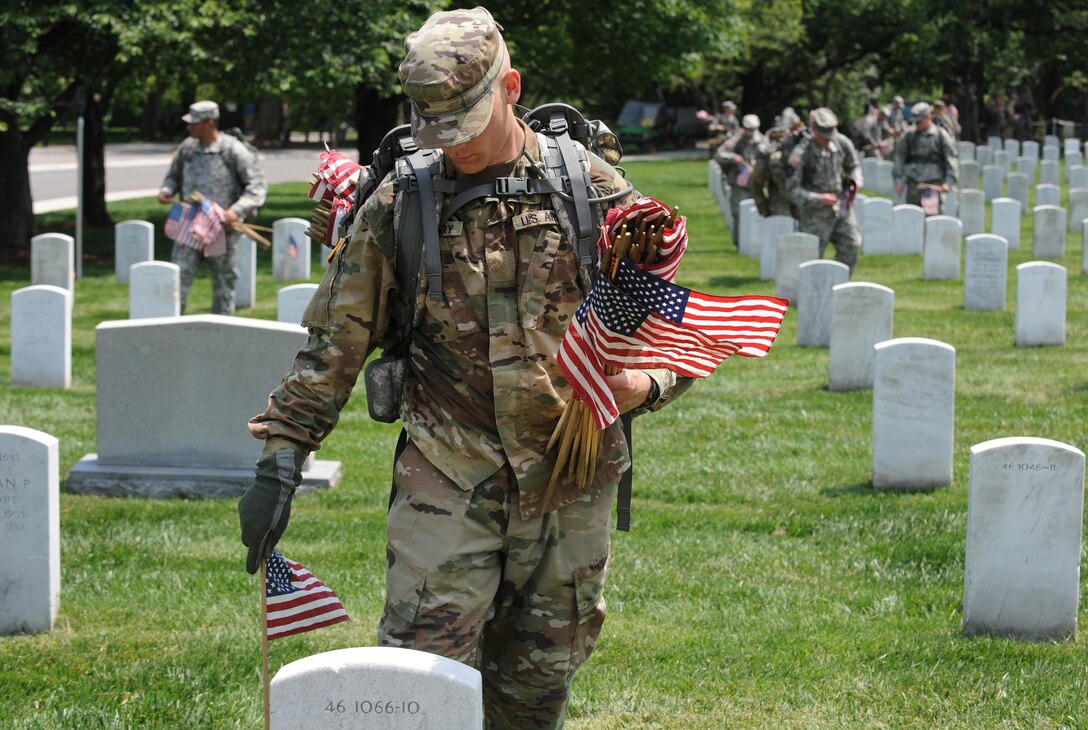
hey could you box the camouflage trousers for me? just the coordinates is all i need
[798,204,861,273]
[380,442,613,729]
[171,232,239,315]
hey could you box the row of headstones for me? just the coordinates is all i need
[9,282,319,389]
[794,262,1067,372]
[856,198,1088,259]
[960,135,1086,161]
[739,195,1088,278]
[28,217,323,299]
[5,416,1082,646]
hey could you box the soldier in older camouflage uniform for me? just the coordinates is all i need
[786,107,863,272]
[158,100,267,315]
[713,113,765,244]
[893,102,957,214]
[238,8,692,729]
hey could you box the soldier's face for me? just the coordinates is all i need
[443,70,521,175]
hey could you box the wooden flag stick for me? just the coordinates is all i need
[260,559,271,730]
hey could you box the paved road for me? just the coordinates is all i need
[30,142,705,214]
[30,142,330,214]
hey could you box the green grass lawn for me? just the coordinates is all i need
[1,159,1087,729]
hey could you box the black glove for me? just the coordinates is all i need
[239,445,308,574]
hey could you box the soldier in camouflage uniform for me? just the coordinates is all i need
[893,102,957,214]
[786,108,863,272]
[750,126,797,219]
[158,100,267,315]
[237,8,692,729]
[713,113,765,244]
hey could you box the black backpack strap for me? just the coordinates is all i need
[403,150,444,301]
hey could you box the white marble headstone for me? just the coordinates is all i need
[860,198,893,254]
[738,199,760,258]
[30,233,74,293]
[0,426,60,635]
[1039,160,1059,186]
[1065,150,1083,177]
[976,146,993,166]
[1031,206,1066,258]
[982,165,1004,202]
[872,338,955,490]
[958,141,975,162]
[1003,138,1020,158]
[1015,262,1065,347]
[1068,165,1088,191]
[1062,138,1081,158]
[1021,140,1039,162]
[874,160,894,196]
[129,261,181,319]
[923,215,962,281]
[273,217,311,281]
[994,150,1013,176]
[990,198,1021,251]
[829,282,894,391]
[964,234,1008,311]
[959,160,980,189]
[963,437,1085,640]
[1035,183,1060,207]
[774,232,819,302]
[796,260,849,348]
[1004,172,1029,212]
[891,204,924,255]
[1015,156,1035,181]
[1084,224,1088,277]
[277,284,319,324]
[958,189,985,237]
[943,188,958,219]
[759,215,796,280]
[114,220,155,284]
[270,647,483,730]
[986,136,1002,152]
[10,285,72,388]
[1042,145,1059,162]
[235,235,257,309]
[1067,188,1088,233]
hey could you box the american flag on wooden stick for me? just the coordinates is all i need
[558,260,788,429]
[308,146,362,203]
[265,551,349,640]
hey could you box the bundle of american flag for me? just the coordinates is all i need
[547,196,789,489]
[164,196,226,256]
[307,146,363,251]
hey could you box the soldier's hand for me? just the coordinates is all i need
[896,182,905,195]
[817,193,838,207]
[238,443,308,574]
[606,370,654,414]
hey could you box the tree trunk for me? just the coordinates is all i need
[82,91,113,227]
[355,84,403,160]
[0,127,35,261]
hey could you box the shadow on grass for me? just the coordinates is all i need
[708,273,763,288]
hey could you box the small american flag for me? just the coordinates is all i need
[165,197,225,254]
[286,234,300,260]
[308,146,362,202]
[558,261,788,429]
[265,551,349,640]
[599,197,687,282]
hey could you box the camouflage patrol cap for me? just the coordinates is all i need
[911,101,932,119]
[811,107,838,133]
[181,100,219,124]
[399,6,507,149]
[722,100,737,111]
[742,114,760,131]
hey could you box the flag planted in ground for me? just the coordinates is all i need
[265,551,349,640]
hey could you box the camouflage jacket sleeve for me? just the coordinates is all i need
[785,138,817,207]
[750,152,771,216]
[840,134,862,188]
[224,138,268,221]
[940,128,958,186]
[892,132,908,183]
[248,174,398,451]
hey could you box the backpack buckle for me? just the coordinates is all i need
[495,177,530,196]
